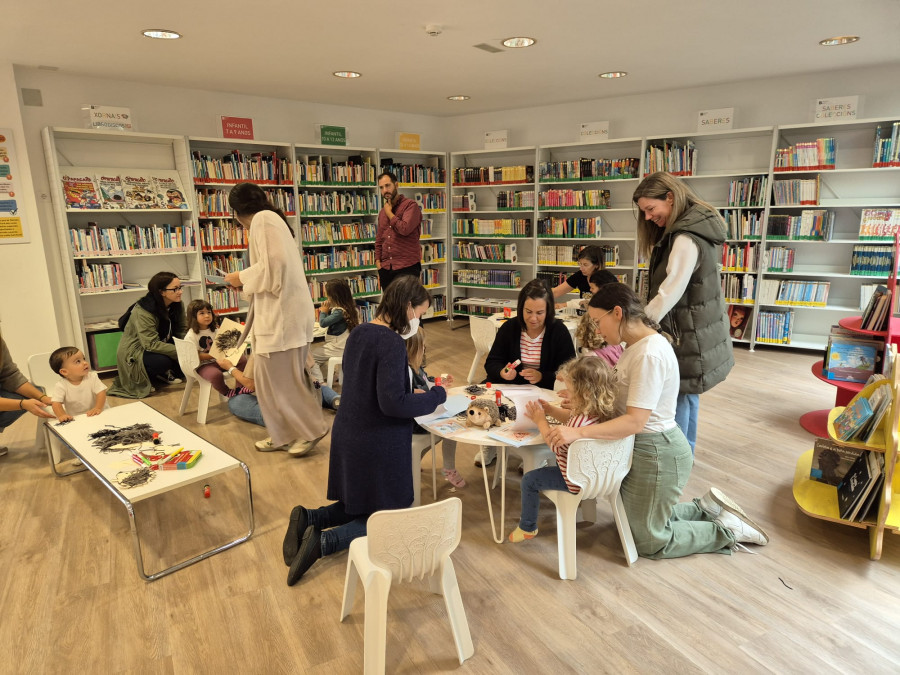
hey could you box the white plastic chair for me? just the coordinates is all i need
[467,316,496,384]
[340,497,473,674]
[411,433,437,506]
[326,355,343,388]
[27,352,83,476]
[543,436,638,578]
[174,337,224,424]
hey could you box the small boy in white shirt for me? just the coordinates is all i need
[49,346,108,422]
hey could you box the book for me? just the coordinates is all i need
[486,426,542,447]
[855,384,892,444]
[855,460,885,522]
[832,397,874,441]
[152,174,189,209]
[809,438,865,486]
[824,336,883,384]
[838,450,882,521]
[207,317,248,362]
[727,304,752,339]
[62,174,102,209]
[95,173,126,209]
[123,174,160,208]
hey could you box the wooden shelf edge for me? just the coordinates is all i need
[792,449,870,530]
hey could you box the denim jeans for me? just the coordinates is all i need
[320,385,340,410]
[228,394,265,426]
[518,465,571,532]
[307,501,369,556]
[0,389,26,433]
[674,392,699,454]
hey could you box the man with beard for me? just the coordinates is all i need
[375,171,422,290]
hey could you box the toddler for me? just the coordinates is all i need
[509,355,617,542]
[312,279,359,374]
[185,299,247,396]
[49,347,108,421]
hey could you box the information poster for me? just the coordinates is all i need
[0,129,29,244]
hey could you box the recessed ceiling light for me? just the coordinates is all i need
[819,35,860,46]
[502,37,536,48]
[142,29,181,40]
[333,71,361,78]
[599,71,628,79]
[447,95,470,101]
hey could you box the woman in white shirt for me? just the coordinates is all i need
[546,283,766,558]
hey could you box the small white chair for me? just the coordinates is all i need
[326,355,343,389]
[340,497,473,674]
[173,337,224,424]
[27,352,84,477]
[411,433,438,506]
[466,316,496,384]
[543,436,638,579]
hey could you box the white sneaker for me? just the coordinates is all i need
[474,446,497,468]
[287,432,327,457]
[255,437,289,452]
[715,509,769,546]
[699,487,763,531]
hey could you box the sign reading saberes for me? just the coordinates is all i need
[815,96,859,122]
[221,116,254,140]
[697,107,734,131]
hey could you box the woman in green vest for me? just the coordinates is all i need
[633,172,734,453]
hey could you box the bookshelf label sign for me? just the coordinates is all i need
[697,108,734,131]
[396,132,421,150]
[815,96,859,122]
[579,121,609,141]
[82,105,134,132]
[484,130,508,150]
[221,116,255,140]
[319,125,347,146]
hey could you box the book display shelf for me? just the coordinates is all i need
[792,344,900,560]
[378,149,449,320]
[449,147,537,319]
[295,144,380,323]
[42,128,203,372]
[189,137,295,320]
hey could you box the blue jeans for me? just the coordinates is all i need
[0,389,27,433]
[321,385,340,410]
[518,465,571,532]
[307,502,369,556]
[674,393,699,454]
[228,394,265,426]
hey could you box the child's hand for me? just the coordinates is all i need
[521,367,541,385]
[556,388,573,410]
[87,407,102,417]
[321,300,332,313]
[524,400,545,424]
[57,413,74,423]
[443,374,454,386]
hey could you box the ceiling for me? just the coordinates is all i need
[10,0,900,117]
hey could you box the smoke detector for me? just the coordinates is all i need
[425,24,443,37]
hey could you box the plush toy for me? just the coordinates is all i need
[465,399,501,430]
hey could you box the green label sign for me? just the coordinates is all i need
[320,125,347,146]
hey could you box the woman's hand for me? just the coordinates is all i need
[24,398,54,419]
[545,424,581,447]
[520,367,541,385]
[500,366,517,381]
[218,359,233,370]
[223,271,242,289]
[413,388,426,394]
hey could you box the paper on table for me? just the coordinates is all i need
[497,386,544,431]
[486,426,542,447]
[414,394,469,425]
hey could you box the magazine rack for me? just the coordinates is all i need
[799,234,900,437]
[792,344,899,559]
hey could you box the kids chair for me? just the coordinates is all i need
[410,433,437,506]
[27,352,85,477]
[326,355,343,389]
[340,497,473,674]
[543,436,638,579]
[466,316,495,384]
[173,337,224,424]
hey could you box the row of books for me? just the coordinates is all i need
[721,242,759,273]
[303,247,376,272]
[643,139,697,176]
[727,176,768,207]
[536,216,602,238]
[834,384,892,445]
[421,267,441,286]
[453,269,521,288]
[202,254,245,279]
[810,440,886,522]
[860,284,893,331]
[537,244,619,266]
[766,209,834,240]
[308,274,380,302]
[208,287,243,314]
[497,190,535,209]
[300,220,377,245]
[538,158,639,182]
[872,122,900,167]
[453,242,517,262]
[722,209,763,240]
[421,242,446,262]
[823,325,884,384]
[427,294,447,315]
[296,155,374,185]
[452,297,516,316]
[763,246,794,272]
[199,222,248,250]
[63,171,189,210]
[76,261,124,292]
[379,161,445,185]
[755,309,794,344]
[722,272,756,304]
[417,192,446,210]
[453,218,531,237]
[539,189,610,210]
[635,269,649,302]
[858,208,900,240]
[299,191,378,216]
[195,187,295,216]
[849,245,895,276]
[773,138,836,171]
[772,176,820,205]
[69,223,195,256]
[191,150,293,184]
[759,279,830,306]
[452,165,534,185]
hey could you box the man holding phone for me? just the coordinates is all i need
[375,171,422,291]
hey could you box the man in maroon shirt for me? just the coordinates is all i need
[375,171,422,291]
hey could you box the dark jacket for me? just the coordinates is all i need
[649,203,733,395]
[483,318,576,390]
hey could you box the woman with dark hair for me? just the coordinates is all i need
[223,182,327,456]
[108,271,186,398]
[282,276,446,586]
[550,244,604,300]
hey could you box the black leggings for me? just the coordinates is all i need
[142,351,182,382]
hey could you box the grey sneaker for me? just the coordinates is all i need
[255,437,289,452]
[715,509,769,546]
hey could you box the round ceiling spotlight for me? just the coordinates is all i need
[598,71,628,79]
[447,95,471,101]
[333,71,362,78]
[502,37,536,48]
[142,29,181,40]
[819,35,860,46]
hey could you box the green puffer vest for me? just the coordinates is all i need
[648,203,734,395]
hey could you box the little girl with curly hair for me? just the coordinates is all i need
[509,355,618,542]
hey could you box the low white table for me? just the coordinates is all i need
[46,402,254,581]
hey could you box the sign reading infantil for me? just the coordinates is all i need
[221,116,254,140]
[319,125,347,146]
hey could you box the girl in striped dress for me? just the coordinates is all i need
[509,355,618,542]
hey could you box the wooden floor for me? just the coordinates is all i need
[3,320,900,674]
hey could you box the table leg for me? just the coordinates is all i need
[44,425,87,478]
[478,446,508,544]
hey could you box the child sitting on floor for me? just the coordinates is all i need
[49,346,108,422]
[509,355,617,542]
[184,299,247,396]
[312,279,359,375]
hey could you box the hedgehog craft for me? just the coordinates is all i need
[465,399,502,430]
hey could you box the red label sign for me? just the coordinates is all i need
[221,116,254,140]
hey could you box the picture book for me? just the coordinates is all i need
[838,450,882,521]
[62,174,102,209]
[425,418,466,437]
[486,426,542,447]
[727,304,752,339]
[832,396,874,442]
[207,317,248,362]
[95,173,125,209]
[855,465,885,522]
[824,336,883,384]
[854,384,892,444]
[123,174,160,209]
[152,173,189,209]
[809,438,865,486]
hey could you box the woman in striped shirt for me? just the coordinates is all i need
[509,356,617,542]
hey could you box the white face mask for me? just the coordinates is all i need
[401,316,420,340]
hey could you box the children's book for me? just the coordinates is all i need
[727,304,752,339]
[833,396,874,442]
[855,460,885,522]
[838,450,882,521]
[62,174,102,209]
[854,384,892,444]
[152,173,189,209]
[425,418,466,437]
[824,336,883,383]
[207,317,248,362]
[95,173,126,209]
[809,438,865,486]
[123,174,160,209]
[486,425,542,447]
